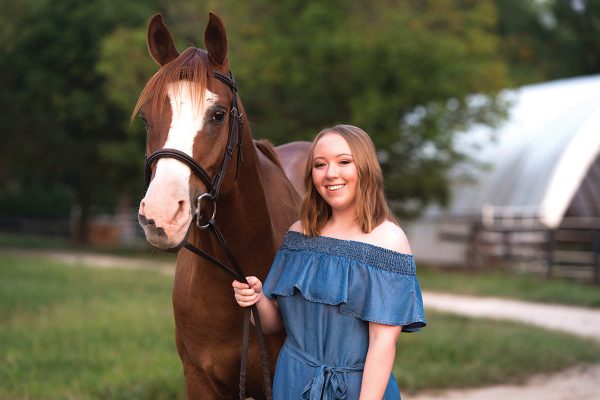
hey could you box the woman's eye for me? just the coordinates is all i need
[313,163,326,169]
[339,159,352,165]
[212,110,226,122]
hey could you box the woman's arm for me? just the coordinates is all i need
[359,322,402,400]
[232,276,284,334]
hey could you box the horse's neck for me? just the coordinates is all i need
[187,132,281,275]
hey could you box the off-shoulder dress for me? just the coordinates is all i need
[262,231,426,400]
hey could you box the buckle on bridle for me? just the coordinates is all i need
[231,107,243,123]
[195,193,216,229]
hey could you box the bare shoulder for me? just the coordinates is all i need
[288,220,303,233]
[369,220,412,255]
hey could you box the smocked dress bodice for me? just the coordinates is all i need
[262,231,426,400]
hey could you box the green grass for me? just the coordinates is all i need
[0,254,185,400]
[394,311,600,393]
[418,266,600,308]
[2,254,600,398]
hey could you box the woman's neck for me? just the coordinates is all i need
[322,208,361,237]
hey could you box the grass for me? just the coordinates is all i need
[394,311,600,393]
[417,266,600,308]
[2,253,600,398]
[0,254,185,400]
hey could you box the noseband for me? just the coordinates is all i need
[143,70,272,400]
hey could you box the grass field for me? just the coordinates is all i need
[0,254,185,400]
[2,253,600,399]
[418,266,600,308]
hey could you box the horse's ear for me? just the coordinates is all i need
[204,12,228,66]
[147,14,179,66]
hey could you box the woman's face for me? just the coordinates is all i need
[311,133,359,215]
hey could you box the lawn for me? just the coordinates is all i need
[2,253,600,399]
[395,311,600,393]
[0,253,185,400]
[417,265,600,308]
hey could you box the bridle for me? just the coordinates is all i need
[144,70,273,400]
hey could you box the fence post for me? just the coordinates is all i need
[546,229,555,278]
[503,230,511,261]
[593,229,600,284]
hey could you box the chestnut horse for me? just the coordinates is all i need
[135,13,309,399]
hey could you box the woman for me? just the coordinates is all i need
[233,124,426,399]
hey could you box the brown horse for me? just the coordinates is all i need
[135,13,309,399]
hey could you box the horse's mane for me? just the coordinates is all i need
[132,47,210,118]
[254,140,284,170]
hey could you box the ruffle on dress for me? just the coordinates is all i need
[263,231,427,332]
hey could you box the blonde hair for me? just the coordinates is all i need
[300,124,397,236]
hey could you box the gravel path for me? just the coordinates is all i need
[423,291,600,339]
[405,364,600,400]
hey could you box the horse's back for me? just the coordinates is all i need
[274,141,311,198]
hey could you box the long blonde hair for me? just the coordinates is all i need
[300,124,397,236]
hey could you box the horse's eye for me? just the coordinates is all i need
[141,116,149,130]
[212,110,226,123]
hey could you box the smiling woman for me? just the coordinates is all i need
[232,124,426,399]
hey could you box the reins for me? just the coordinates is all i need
[144,70,272,400]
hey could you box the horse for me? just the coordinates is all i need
[135,12,310,399]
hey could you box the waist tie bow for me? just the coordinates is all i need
[283,341,364,400]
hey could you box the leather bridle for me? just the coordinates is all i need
[144,70,273,400]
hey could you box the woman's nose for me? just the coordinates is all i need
[325,164,338,178]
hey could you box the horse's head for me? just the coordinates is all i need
[135,13,244,251]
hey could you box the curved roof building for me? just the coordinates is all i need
[408,75,600,266]
[451,74,600,227]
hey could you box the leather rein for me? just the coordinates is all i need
[144,70,273,400]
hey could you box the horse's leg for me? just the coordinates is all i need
[183,361,237,400]
[176,331,238,399]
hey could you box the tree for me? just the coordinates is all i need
[2,0,513,233]
[211,0,510,215]
[495,0,600,85]
[0,0,155,240]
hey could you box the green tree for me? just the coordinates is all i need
[0,0,155,239]
[212,0,509,215]
[495,0,600,85]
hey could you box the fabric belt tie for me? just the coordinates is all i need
[283,341,364,400]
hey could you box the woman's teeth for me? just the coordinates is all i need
[326,184,345,191]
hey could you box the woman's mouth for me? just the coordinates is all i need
[326,184,345,191]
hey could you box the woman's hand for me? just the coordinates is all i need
[232,276,283,333]
[232,276,264,308]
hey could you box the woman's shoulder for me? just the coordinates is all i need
[367,220,412,255]
[288,220,303,233]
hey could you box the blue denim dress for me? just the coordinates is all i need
[263,231,426,400]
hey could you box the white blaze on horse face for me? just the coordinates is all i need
[141,81,217,248]
[154,81,217,184]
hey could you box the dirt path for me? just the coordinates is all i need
[423,291,600,340]
[405,364,600,400]
[1,248,175,275]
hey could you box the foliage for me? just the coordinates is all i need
[4,0,599,232]
[495,0,600,85]
[0,0,156,237]
[2,254,600,397]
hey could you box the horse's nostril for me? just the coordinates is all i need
[138,214,154,227]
